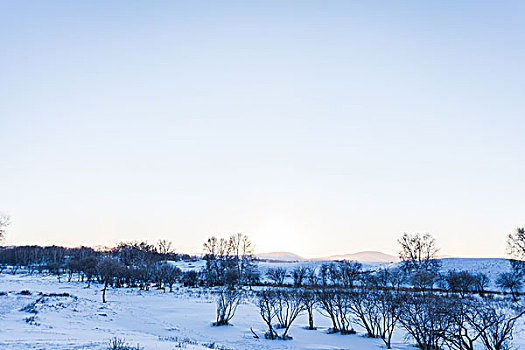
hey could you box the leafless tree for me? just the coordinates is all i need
[445,270,478,297]
[473,300,525,350]
[157,239,174,257]
[214,287,243,326]
[266,267,287,286]
[229,233,255,283]
[255,288,305,340]
[203,234,257,286]
[373,290,402,349]
[256,289,278,339]
[410,270,438,290]
[316,288,354,335]
[496,272,522,302]
[506,228,525,280]
[335,260,363,288]
[0,213,10,242]
[474,273,490,297]
[159,264,181,292]
[97,257,125,303]
[348,288,379,338]
[445,298,525,350]
[273,289,305,339]
[292,266,309,287]
[507,227,525,260]
[300,289,317,330]
[399,293,452,350]
[398,232,441,274]
[374,267,407,292]
[441,297,497,350]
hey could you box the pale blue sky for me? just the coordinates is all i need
[1,1,524,257]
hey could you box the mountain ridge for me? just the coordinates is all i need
[255,250,398,263]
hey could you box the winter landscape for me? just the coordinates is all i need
[2,1,525,350]
[1,231,525,350]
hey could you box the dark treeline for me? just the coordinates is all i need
[0,240,194,301]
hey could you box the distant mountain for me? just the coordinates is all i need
[255,252,304,262]
[316,251,398,263]
[255,250,398,263]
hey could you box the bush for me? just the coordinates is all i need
[108,337,143,350]
[213,287,243,326]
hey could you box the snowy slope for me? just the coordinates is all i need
[256,251,397,263]
[438,258,512,288]
[255,252,304,262]
[317,251,398,263]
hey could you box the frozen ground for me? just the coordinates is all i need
[1,272,410,350]
[0,258,523,350]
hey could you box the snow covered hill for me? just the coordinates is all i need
[255,252,304,262]
[255,250,397,263]
[316,251,398,263]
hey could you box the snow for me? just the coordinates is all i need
[0,273,412,350]
[255,251,398,264]
[315,251,398,264]
[0,258,524,350]
[255,252,304,262]
[438,258,512,288]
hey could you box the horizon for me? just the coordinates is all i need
[2,1,524,259]
[0,241,512,261]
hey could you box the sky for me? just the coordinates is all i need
[1,1,524,258]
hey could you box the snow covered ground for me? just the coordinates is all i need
[0,273,416,350]
[0,258,523,350]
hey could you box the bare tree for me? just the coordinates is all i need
[292,266,309,287]
[445,270,478,297]
[475,300,525,350]
[214,287,243,326]
[374,267,407,292]
[474,273,490,297]
[300,289,317,330]
[373,290,402,349]
[441,297,483,350]
[255,288,305,340]
[157,239,174,258]
[229,233,255,283]
[329,260,363,288]
[449,298,525,350]
[203,234,257,286]
[316,288,354,335]
[266,267,287,286]
[399,293,452,350]
[507,227,525,260]
[398,233,441,274]
[97,258,125,303]
[496,272,522,301]
[348,288,379,338]
[160,264,181,292]
[0,213,10,242]
[273,289,305,339]
[256,289,278,339]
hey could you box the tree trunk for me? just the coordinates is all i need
[308,310,314,330]
[102,281,107,303]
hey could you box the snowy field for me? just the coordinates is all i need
[0,258,524,350]
[0,273,413,350]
